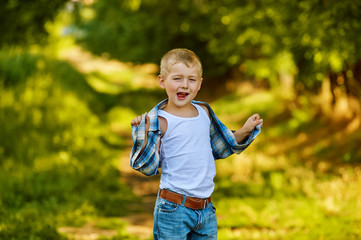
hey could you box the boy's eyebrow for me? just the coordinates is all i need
[171,73,199,78]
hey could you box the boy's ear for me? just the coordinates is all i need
[198,77,203,91]
[158,75,165,89]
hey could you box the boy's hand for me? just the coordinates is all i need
[234,114,263,144]
[243,114,263,133]
[131,114,150,131]
[131,114,151,159]
[131,114,144,127]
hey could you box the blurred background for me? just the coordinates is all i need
[1,0,361,239]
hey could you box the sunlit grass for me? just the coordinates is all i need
[215,163,361,239]
[213,86,361,239]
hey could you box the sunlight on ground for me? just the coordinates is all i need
[59,224,117,240]
[59,46,159,94]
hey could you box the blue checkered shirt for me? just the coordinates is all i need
[130,99,261,176]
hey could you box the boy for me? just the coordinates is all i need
[130,48,262,239]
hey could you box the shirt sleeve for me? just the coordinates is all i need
[207,104,261,159]
[129,117,160,176]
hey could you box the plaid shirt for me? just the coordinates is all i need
[130,99,261,176]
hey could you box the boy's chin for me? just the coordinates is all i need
[170,98,192,107]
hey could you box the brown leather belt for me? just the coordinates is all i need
[159,189,211,210]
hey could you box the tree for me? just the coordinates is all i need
[0,0,69,46]
[73,0,361,101]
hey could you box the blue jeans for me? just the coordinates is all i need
[153,194,217,240]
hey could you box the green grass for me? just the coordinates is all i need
[212,95,361,239]
[209,85,361,239]
[0,47,140,239]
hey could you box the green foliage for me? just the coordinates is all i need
[74,0,227,76]
[211,90,361,239]
[0,47,139,239]
[0,0,69,46]
[72,0,361,97]
[0,47,39,86]
[0,205,67,240]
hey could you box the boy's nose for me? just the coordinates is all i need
[180,79,189,88]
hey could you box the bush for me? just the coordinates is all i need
[0,48,139,238]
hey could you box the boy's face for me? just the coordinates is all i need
[158,62,202,110]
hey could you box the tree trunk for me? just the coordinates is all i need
[353,60,361,99]
[329,73,338,107]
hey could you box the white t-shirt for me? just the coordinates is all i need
[158,103,216,198]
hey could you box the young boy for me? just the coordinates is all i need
[130,48,262,240]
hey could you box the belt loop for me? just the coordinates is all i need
[181,194,186,206]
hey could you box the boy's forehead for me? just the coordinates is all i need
[168,62,201,75]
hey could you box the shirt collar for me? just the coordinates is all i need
[148,99,167,132]
[147,99,210,132]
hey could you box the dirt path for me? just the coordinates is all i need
[58,47,160,239]
[118,148,160,240]
[58,147,159,240]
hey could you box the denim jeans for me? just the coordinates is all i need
[153,194,217,240]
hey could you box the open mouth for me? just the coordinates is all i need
[177,92,189,100]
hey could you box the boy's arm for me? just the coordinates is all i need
[194,100,262,159]
[131,114,150,160]
[129,113,166,176]
[199,102,262,144]
[130,114,161,176]
[131,115,166,154]
[234,114,263,144]
[199,104,211,119]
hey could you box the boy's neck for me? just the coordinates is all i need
[162,101,198,118]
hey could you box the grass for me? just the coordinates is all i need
[0,47,141,239]
[214,164,361,239]
[211,88,361,239]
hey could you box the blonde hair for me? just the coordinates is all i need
[160,48,202,77]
